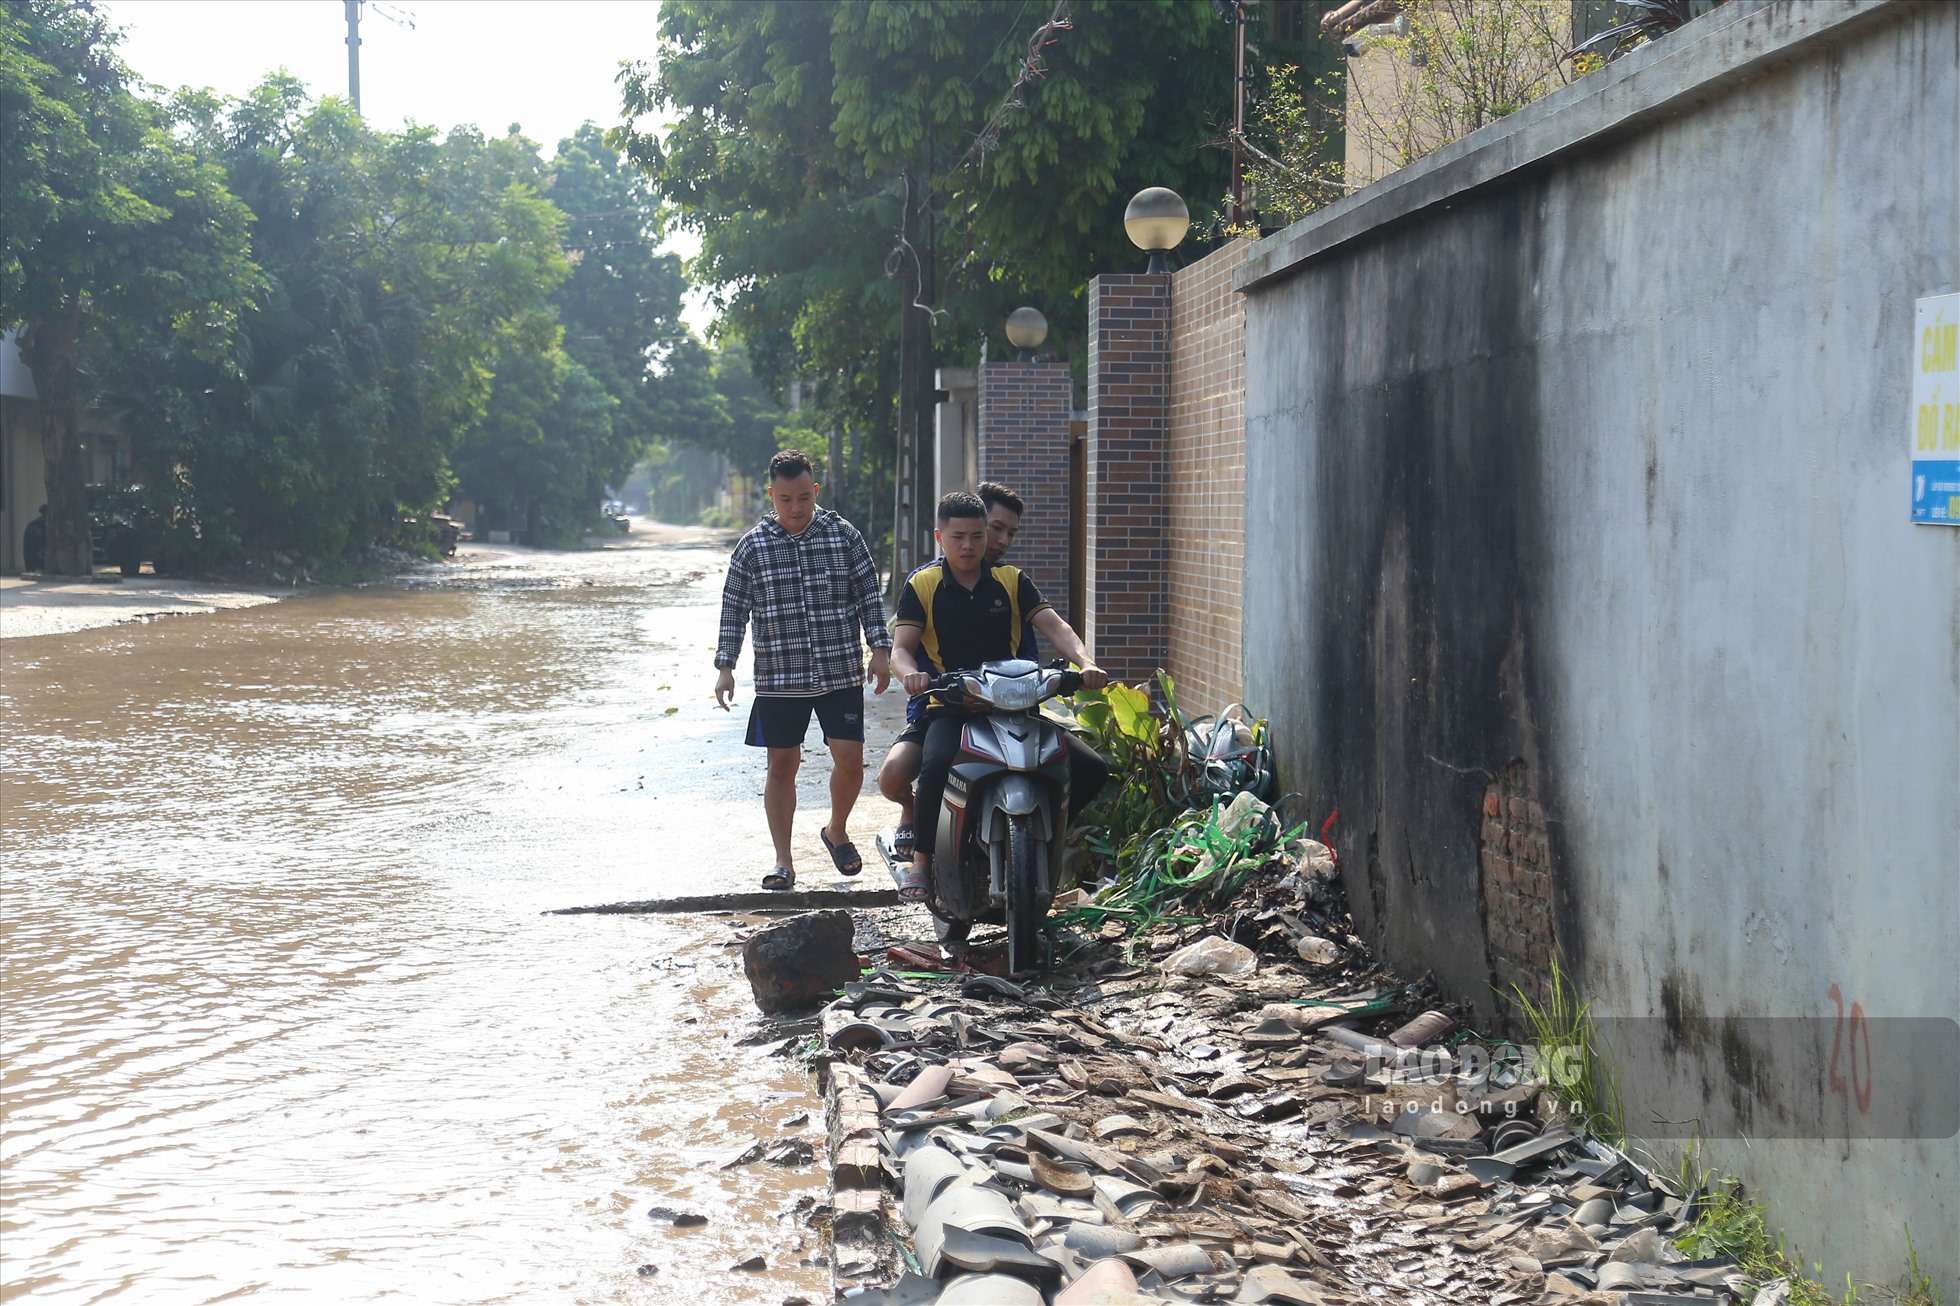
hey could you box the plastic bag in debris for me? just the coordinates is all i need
[1162,935,1259,978]
[1183,704,1275,804]
[1215,790,1271,840]
[1283,838,1338,883]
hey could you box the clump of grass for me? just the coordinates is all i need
[1674,1152,1944,1306]
[1509,955,1624,1143]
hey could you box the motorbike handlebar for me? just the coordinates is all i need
[923,667,1085,702]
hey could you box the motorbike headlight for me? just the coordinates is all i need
[986,676,1041,710]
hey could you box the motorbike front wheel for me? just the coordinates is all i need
[1004,812,1046,976]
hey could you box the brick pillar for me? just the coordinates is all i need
[977,360,1072,618]
[1086,273,1170,684]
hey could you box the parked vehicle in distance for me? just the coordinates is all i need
[22,488,160,576]
[429,513,463,558]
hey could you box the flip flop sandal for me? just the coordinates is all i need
[820,828,863,876]
[894,863,931,901]
[761,866,794,891]
[892,824,915,860]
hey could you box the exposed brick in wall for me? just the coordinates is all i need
[1086,274,1171,685]
[1481,760,1555,1007]
[1166,239,1250,716]
[976,361,1073,620]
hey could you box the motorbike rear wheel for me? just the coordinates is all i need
[1004,813,1045,976]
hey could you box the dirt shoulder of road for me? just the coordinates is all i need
[0,572,293,640]
[0,518,740,640]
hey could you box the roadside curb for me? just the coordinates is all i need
[819,1008,905,1295]
[546,889,904,915]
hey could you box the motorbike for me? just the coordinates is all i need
[881,659,1083,975]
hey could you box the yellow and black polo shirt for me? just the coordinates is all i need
[894,560,1052,681]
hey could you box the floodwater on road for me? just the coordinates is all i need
[1,530,900,1305]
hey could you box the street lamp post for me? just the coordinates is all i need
[1005,307,1049,362]
[1123,187,1191,275]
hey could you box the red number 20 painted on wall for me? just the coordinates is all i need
[1828,983,1872,1114]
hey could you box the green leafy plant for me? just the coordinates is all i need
[1059,671,1192,882]
[1343,0,1578,186]
[1509,954,1625,1143]
[1230,64,1348,234]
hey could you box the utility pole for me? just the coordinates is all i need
[1217,0,1249,225]
[345,0,361,114]
[1233,5,1247,225]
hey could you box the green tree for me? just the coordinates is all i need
[1343,0,1576,184]
[100,79,569,563]
[614,1,1289,571]
[0,0,258,574]
[1233,65,1346,232]
[451,343,617,544]
[547,122,728,463]
[711,339,791,475]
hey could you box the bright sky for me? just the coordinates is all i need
[106,0,662,154]
[104,0,710,325]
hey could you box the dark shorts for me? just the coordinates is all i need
[746,687,865,748]
[893,696,930,747]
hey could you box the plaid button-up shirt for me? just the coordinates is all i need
[715,508,892,695]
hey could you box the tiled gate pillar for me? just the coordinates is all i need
[1085,273,1171,684]
[976,359,1073,619]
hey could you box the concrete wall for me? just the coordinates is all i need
[934,368,978,504]
[1237,0,1957,1288]
[1166,240,1251,716]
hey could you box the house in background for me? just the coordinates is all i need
[1,330,133,574]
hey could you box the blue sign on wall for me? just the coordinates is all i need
[1912,293,1959,525]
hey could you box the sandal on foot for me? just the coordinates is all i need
[761,866,795,891]
[892,824,915,861]
[820,828,862,877]
[895,863,930,902]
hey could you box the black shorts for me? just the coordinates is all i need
[745,687,865,748]
[893,697,931,747]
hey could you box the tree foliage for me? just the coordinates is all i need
[0,0,257,574]
[546,123,728,472]
[608,1,1350,560]
[1232,64,1347,233]
[102,81,571,562]
[611,0,1306,556]
[1344,0,1575,183]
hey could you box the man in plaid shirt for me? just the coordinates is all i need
[714,449,892,889]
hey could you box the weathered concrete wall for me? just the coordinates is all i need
[1238,0,1958,1288]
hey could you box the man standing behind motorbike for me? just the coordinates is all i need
[877,480,1036,858]
[889,491,1109,902]
[714,449,892,890]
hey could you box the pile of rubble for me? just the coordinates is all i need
[812,843,1758,1306]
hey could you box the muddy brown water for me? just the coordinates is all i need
[1,532,904,1304]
